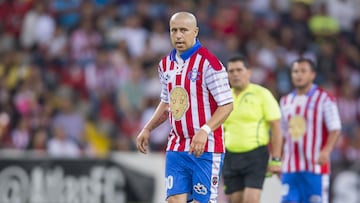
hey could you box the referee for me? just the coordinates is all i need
[222,55,283,203]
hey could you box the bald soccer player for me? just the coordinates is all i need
[136,12,233,203]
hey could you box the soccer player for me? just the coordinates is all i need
[136,12,233,203]
[280,58,341,203]
[222,55,283,203]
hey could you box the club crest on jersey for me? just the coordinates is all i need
[188,68,200,82]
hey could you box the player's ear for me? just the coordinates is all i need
[247,68,252,78]
[194,27,199,37]
[311,70,316,80]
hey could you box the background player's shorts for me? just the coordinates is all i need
[165,151,224,203]
[222,146,269,194]
[281,172,329,203]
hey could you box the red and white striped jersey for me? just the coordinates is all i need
[158,42,233,153]
[280,85,341,174]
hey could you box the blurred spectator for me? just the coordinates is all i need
[10,117,31,150]
[315,40,338,85]
[69,18,101,65]
[60,63,87,98]
[210,5,238,38]
[47,126,81,158]
[337,82,358,138]
[216,34,241,64]
[20,0,55,49]
[327,0,357,34]
[0,27,15,53]
[274,57,292,97]
[13,80,37,116]
[256,32,279,72]
[28,127,48,154]
[308,3,339,40]
[281,2,311,51]
[50,0,82,31]
[85,49,118,118]
[148,19,172,56]
[108,42,131,87]
[52,86,85,147]
[0,0,33,38]
[108,14,148,58]
[117,61,146,117]
[117,61,145,138]
[47,26,68,63]
[247,0,276,21]
[237,8,258,45]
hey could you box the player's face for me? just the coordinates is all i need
[170,18,198,54]
[227,61,251,90]
[291,62,315,90]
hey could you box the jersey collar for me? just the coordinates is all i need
[292,84,317,97]
[170,39,202,62]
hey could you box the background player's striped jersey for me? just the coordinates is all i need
[158,46,233,153]
[280,85,341,174]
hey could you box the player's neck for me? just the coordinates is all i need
[233,84,249,96]
[296,84,313,95]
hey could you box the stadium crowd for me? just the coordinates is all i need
[0,0,359,161]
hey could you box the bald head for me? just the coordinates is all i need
[169,12,199,53]
[170,12,197,28]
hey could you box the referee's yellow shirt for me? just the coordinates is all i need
[224,83,281,153]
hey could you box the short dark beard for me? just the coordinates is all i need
[295,82,313,94]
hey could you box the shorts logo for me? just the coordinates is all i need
[212,176,218,186]
[193,183,207,195]
[309,195,322,203]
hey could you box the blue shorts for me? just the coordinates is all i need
[281,172,329,203]
[165,151,224,203]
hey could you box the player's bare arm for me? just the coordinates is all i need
[318,129,340,165]
[136,101,169,153]
[268,119,283,175]
[146,109,169,131]
[190,102,233,157]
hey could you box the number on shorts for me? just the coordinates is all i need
[165,175,173,189]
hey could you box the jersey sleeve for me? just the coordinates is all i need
[204,63,233,106]
[158,65,169,104]
[262,88,281,121]
[323,96,341,131]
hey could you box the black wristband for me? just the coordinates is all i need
[271,157,281,162]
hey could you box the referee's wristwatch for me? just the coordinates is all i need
[269,157,282,167]
[271,157,281,162]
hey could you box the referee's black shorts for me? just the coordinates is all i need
[222,146,269,194]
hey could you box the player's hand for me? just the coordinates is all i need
[268,165,281,174]
[317,148,330,165]
[136,128,150,154]
[189,129,208,157]
[266,159,281,177]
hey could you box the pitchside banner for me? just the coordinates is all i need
[0,157,155,203]
[331,160,360,203]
